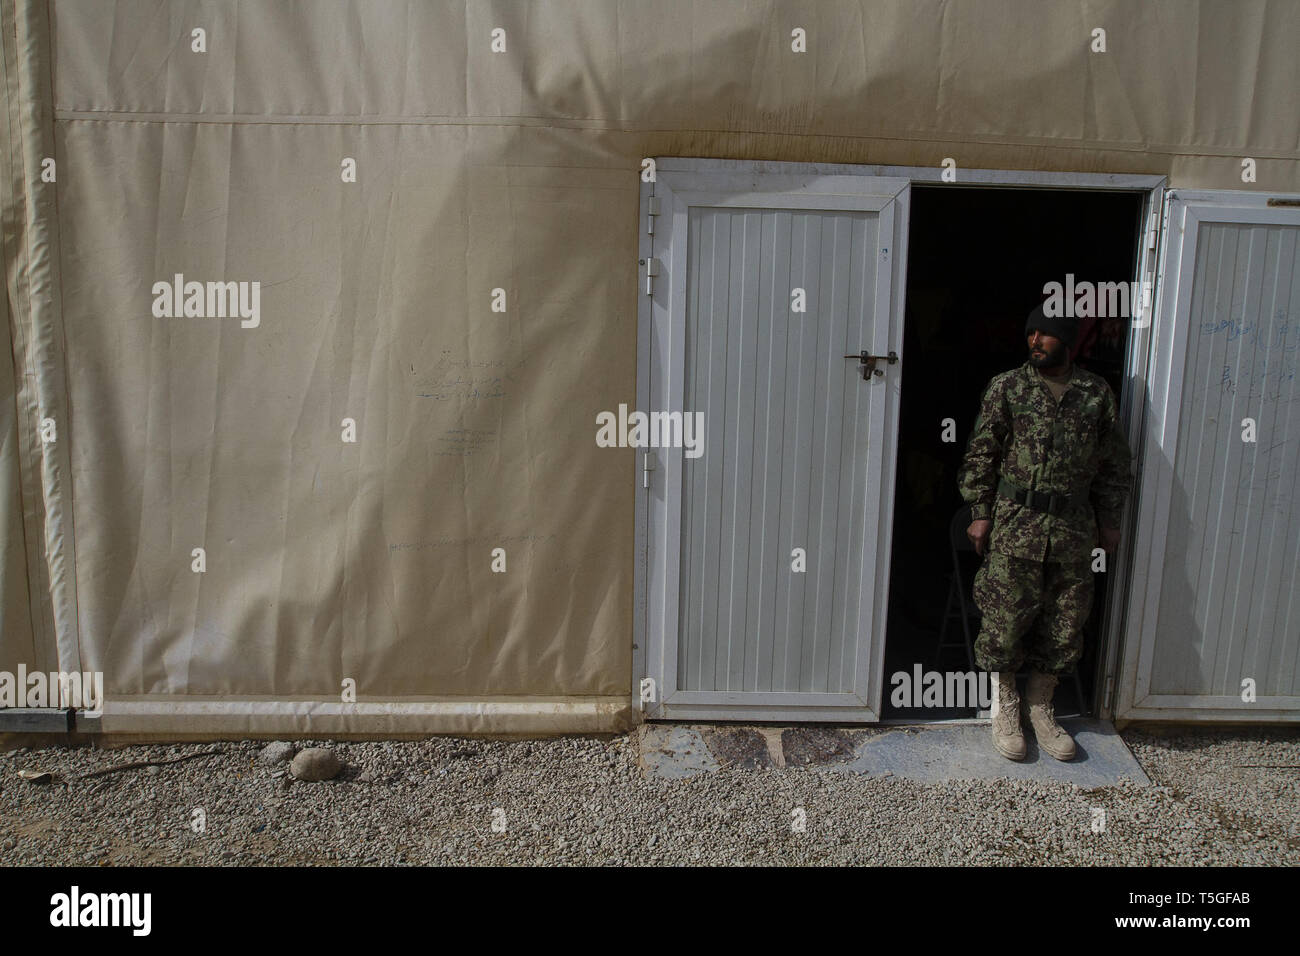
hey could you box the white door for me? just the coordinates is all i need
[1117,191,1300,721]
[636,166,908,721]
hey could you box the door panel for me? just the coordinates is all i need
[1118,193,1300,721]
[641,170,908,721]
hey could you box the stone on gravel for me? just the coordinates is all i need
[290,747,340,781]
[260,741,296,766]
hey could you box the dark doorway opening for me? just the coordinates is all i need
[882,185,1144,720]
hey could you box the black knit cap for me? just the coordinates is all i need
[1025,301,1079,348]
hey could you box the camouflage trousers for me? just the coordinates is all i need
[972,552,1094,674]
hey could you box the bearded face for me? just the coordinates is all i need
[1027,332,1068,369]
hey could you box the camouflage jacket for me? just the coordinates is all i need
[957,360,1132,562]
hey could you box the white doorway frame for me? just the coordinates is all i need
[632,158,1166,723]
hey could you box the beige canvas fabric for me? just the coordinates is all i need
[2,0,1297,734]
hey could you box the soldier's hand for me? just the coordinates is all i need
[1099,526,1121,553]
[966,518,992,556]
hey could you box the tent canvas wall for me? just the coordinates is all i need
[2,0,1298,736]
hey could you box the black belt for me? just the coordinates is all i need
[996,477,1088,517]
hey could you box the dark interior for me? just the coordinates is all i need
[882,185,1144,719]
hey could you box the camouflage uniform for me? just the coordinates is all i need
[957,360,1132,675]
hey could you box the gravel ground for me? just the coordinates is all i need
[1,726,1296,865]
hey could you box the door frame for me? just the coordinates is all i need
[632,158,1167,723]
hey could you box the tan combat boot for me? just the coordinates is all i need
[991,672,1026,761]
[1026,671,1076,761]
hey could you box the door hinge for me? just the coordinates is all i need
[642,257,660,296]
[1103,673,1116,713]
[642,450,657,488]
[646,196,662,234]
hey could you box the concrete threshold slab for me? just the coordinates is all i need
[638,719,1150,787]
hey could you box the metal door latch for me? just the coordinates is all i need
[844,350,899,380]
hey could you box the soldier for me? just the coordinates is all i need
[957,303,1132,761]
